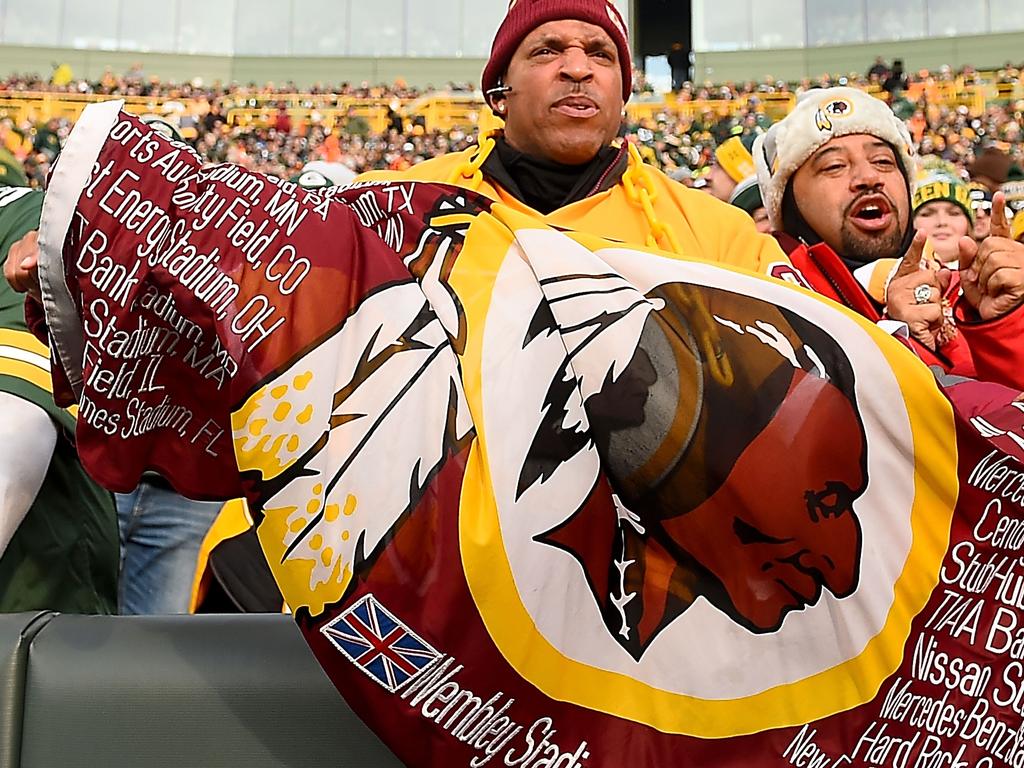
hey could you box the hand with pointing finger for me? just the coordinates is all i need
[959,192,1024,321]
[885,230,951,350]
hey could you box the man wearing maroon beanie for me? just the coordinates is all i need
[479,0,632,167]
[359,0,787,276]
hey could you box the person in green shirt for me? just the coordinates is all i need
[0,147,28,187]
[3,115,227,615]
[32,118,61,163]
[0,184,118,613]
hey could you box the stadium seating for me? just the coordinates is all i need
[1,71,1020,134]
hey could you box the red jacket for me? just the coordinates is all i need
[773,233,1024,390]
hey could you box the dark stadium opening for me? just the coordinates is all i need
[634,0,693,85]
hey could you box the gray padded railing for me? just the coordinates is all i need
[0,613,403,768]
[0,612,53,768]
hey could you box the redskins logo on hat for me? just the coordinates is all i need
[814,97,855,133]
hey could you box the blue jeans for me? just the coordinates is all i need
[116,482,222,615]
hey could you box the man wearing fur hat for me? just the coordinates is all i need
[358,0,785,274]
[755,87,1024,385]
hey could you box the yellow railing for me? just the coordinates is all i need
[226,95,493,134]
[1,80,1021,135]
[626,92,798,123]
[226,103,395,134]
[0,91,167,124]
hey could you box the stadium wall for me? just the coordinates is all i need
[695,31,1024,83]
[0,45,487,88]
[5,30,1024,91]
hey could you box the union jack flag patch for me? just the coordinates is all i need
[320,594,440,692]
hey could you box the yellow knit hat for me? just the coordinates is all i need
[1013,211,1024,242]
[1002,181,1024,241]
[714,136,756,184]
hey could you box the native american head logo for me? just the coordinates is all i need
[823,98,853,117]
[815,98,854,133]
[518,279,868,660]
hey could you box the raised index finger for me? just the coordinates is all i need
[893,230,928,279]
[991,191,1011,239]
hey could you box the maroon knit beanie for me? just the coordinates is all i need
[481,0,632,105]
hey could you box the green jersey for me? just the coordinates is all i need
[0,187,118,613]
[0,148,28,187]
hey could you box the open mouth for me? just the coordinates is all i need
[848,195,894,232]
[552,96,599,119]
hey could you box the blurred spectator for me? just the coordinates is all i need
[702,132,758,202]
[729,176,770,233]
[1002,180,1024,240]
[273,104,292,134]
[969,183,993,241]
[202,102,226,134]
[970,147,1015,193]
[868,56,889,81]
[32,117,60,162]
[883,59,908,98]
[49,62,73,87]
[0,146,27,186]
[3,63,1024,197]
[387,102,404,134]
[669,43,689,92]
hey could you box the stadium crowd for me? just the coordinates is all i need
[3,59,1024,189]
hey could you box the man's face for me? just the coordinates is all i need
[791,135,910,263]
[973,202,992,240]
[751,206,771,234]
[703,163,738,202]
[499,20,624,165]
[660,371,865,633]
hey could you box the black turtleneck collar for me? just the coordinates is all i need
[480,134,628,215]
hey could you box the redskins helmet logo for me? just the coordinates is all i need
[815,98,855,132]
[823,98,853,116]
